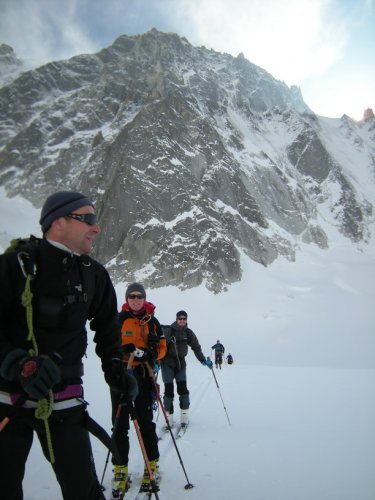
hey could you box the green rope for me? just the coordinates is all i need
[21,276,38,355]
[21,274,56,464]
[35,390,55,464]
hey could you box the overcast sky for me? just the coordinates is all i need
[0,0,374,120]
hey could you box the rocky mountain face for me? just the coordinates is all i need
[0,44,24,87]
[0,29,374,292]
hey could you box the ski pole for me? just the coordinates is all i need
[211,366,232,426]
[145,362,194,490]
[0,394,28,432]
[129,403,160,499]
[100,400,124,490]
[100,351,136,489]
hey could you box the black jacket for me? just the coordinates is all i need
[0,239,122,393]
[211,342,225,354]
[161,321,205,370]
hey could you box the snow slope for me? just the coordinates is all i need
[25,352,375,500]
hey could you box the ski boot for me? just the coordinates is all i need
[111,464,129,499]
[181,409,189,429]
[139,459,160,492]
[164,410,174,431]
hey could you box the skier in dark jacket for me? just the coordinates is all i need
[161,310,212,428]
[0,191,137,500]
[211,340,225,369]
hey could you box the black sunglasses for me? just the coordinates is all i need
[66,213,98,226]
[128,294,145,299]
[177,317,187,320]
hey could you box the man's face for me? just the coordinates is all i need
[60,205,100,254]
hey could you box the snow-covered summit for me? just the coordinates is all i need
[0,30,374,292]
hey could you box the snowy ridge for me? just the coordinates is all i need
[0,29,374,294]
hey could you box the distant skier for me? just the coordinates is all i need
[211,340,225,369]
[227,353,233,365]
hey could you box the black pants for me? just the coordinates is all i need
[0,403,105,500]
[160,364,190,411]
[215,353,223,367]
[110,375,159,466]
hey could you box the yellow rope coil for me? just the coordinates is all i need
[21,276,38,355]
[35,391,55,464]
[21,275,56,464]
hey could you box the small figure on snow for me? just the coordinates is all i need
[226,353,233,365]
[211,340,225,369]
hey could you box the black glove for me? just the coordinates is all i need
[19,356,61,399]
[1,350,61,400]
[122,343,136,355]
[104,358,138,401]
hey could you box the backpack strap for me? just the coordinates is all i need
[83,411,121,462]
[7,235,41,279]
[76,255,95,306]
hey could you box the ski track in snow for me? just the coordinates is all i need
[20,358,375,500]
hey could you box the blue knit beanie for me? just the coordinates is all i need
[40,191,94,233]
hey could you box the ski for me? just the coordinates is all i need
[134,490,158,499]
[110,488,127,499]
[110,473,133,499]
[134,479,160,499]
[111,492,125,500]
[158,423,174,439]
[132,468,161,499]
[176,423,188,439]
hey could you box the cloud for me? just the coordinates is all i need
[0,0,98,64]
[0,0,372,117]
[0,0,363,84]
[177,0,349,84]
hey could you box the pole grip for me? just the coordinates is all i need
[0,416,10,432]
[145,361,155,379]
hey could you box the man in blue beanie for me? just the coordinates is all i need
[0,190,138,499]
[39,191,94,233]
